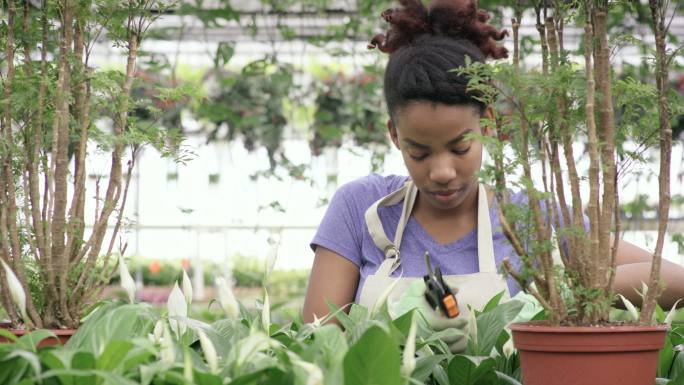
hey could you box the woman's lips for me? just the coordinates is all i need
[430,187,466,203]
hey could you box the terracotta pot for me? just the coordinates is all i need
[510,322,668,385]
[0,327,77,347]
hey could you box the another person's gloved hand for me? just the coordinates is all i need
[389,279,469,353]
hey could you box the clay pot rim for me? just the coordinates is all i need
[510,321,670,333]
[3,328,78,336]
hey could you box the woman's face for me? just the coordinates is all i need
[389,102,490,213]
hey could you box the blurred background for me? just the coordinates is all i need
[76,0,684,317]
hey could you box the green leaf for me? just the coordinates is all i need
[343,326,402,385]
[481,291,506,314]
[447,356,497,385]
[96,340,134,372]
[412,354,447,382]
[71,351,96,385]
[476,300,524,356]
[659,336,675,377]
[0,328,18,342]
[16,329,58,351]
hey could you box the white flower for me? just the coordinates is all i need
[197,328,218,373]
[118,255,136,304]
[262,288,270,333]
[182,269,193,306]
[502,336,515,359]
[216,276,239,318]
[401,314,417,377]
[167,282,188,337]
[618,294,639,321]
[467,310,478,346]
[1,260,27,321]
[264,236,279,282]
[665,299,682,327]
[153,319,164,342]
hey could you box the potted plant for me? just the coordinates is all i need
[0,0,180,341]
[462,1,677,384]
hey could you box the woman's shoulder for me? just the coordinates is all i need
[336,173,409,203]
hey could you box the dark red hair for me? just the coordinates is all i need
[369,0,508,118]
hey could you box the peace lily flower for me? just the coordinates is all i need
[182,269,193,306]
[618,294,639,321]
[401,314,417,377]
[197,328,218,373]
[467,309,478,346]
[153,319,164,342]
[262,288,270,333]
[502,337,515,359]
[264,236,279,282]
[1,260,27,322]
[664,299,682,327]
[216,276,239,318]
[118,255,136,303]
[167,282,188,337]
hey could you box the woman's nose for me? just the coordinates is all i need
[429,157,457,185]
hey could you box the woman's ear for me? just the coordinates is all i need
[387,119,401,150]
[482,105,495,137]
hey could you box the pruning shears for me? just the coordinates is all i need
[423,251,460,318]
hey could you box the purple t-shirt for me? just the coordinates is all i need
[310,174,526,302]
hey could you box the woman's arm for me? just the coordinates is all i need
[614,238,684,309]
[302,246,360,324]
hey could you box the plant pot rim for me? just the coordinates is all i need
[3,328,78,336]
[510,321,669,333]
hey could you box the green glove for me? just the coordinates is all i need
[389,279,469,353]
[510,291,544,323]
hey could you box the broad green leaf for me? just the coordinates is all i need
[495,371,523,385]
[5,349,42,377]
[0,358,29,384]
[16,329,58,351]
[447,355,497,385]
[72,351,96,385]
[0,328,18,342]
[412,354,447,382]
[97,340,134,372]
[659,336,675,377]
[481,291,506,314]
[476,300,524,356]
[432,365,450,385]
[343,326,401,385]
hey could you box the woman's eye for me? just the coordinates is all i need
[408,152,428,161]
[452,145,471,155]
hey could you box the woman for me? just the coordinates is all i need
[303,0,684,329]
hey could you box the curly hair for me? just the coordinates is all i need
[368,0,508,119]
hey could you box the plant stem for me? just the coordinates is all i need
[640,0,672,324]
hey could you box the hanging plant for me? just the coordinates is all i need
[197,58,294,170]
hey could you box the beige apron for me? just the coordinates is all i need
[358,181,511,317]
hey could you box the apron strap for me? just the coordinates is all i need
[477,184,497,273]
[364,181,416,259]
[365,181,498,275]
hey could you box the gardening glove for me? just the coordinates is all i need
[389,279,469,354]
[510,291,544,323]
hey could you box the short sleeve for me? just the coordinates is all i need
[310,183,364,268]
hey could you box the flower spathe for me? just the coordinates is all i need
[167,282,188,337]
[1,260,27,322]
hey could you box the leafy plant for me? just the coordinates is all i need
[0,0,185,329]
[465,1,679,326]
